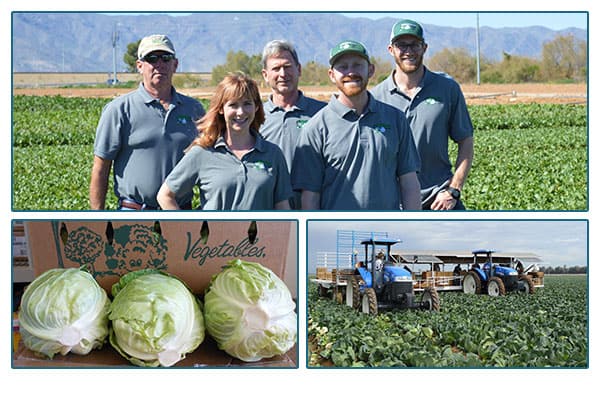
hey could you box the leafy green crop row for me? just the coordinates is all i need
[13,96,106,146]
[13,144,118,210]
[11,95,587,210]
[13,96,586,147]
[308,275,588,368]
[459,125,587,210]
[469,103,587,131]
[12,95,211,147]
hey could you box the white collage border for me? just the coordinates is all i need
[3,0,597,399]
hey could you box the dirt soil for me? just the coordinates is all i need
[13,83,586,105]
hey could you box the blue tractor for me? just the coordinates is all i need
[346,239,440,315]
[462,250,535,296]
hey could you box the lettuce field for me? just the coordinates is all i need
[308,275,588,368]
[12,95,587,210]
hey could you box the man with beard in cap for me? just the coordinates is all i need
[292,40,421,210]
[372,19,474,210]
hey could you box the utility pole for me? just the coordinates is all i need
[111,22,119,85]
[476,13,481,85]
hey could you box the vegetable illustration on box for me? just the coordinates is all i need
[52,221,168,278]
[103,224,168,276]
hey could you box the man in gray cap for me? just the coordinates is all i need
[372,19,474,210]
[291,40,421,210]
[90,34,205,210]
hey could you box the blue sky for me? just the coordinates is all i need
[341,12,587,30]
[307,220,588,271]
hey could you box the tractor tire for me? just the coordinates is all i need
[351,278,361,309]
[463,271,482,294]
[519,275,535,294]
[361,288,378,315]
[421,287,441,311]
[487,276,506,296]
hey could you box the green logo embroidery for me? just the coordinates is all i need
[177,115,191,124]
[424,98,441,105]
[373,123,392,133]
[296,119,308,129]
[252,160,272,170]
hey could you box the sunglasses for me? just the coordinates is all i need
[142,54,175,64]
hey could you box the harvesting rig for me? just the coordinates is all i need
[314,237,440,315]
[312,231,544,309]
[394,249,544,295]
[462,250,536,296]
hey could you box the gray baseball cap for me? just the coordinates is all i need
[138,34,176,59]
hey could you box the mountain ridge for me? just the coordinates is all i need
[11,12,587,73]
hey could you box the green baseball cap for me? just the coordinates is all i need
[329,40,370,65]
[390,19,424,43]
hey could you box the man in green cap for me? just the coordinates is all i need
[372,19,474,210]
[291,40,421,210]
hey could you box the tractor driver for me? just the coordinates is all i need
[375,250,385,271]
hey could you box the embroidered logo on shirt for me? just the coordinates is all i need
[177,115,191,124]
[296,119,309,129]
[373,123,392,133]
[424,98,442,105]
[251,160,273,171]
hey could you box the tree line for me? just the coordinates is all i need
[538,265,587,274]
[124,34,586,85]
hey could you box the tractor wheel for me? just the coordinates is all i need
[463,271,482,294]
[361,288,378,315]
[351,278,361,309]
[519,275,535,294]
[487,276,506,296]
[421,288,441,311]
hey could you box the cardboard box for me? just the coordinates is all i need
[13,338,297,368]
[24,220,296,296]
[14,219,298,368]
[316,267,327,279]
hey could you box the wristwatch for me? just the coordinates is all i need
[445,187,461,200]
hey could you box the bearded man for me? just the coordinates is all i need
[291,40,421,210]
[372,19,474,210]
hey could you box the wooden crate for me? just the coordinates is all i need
[316,267,327,279]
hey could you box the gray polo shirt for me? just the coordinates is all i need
[291,93,420,210]
[371,68,473,199]
[164,131,293,210]
[94,83,205,208]
[262,91,327,169]
[262,91,326,209]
